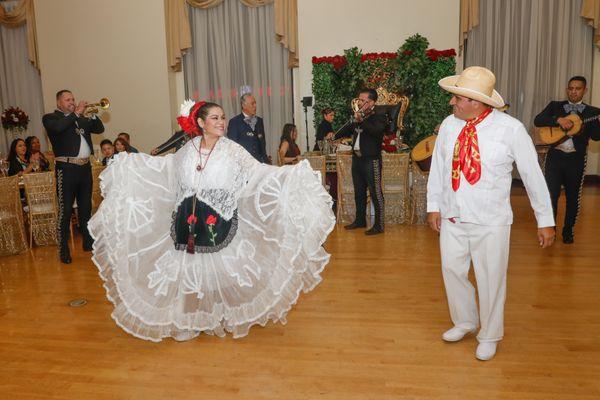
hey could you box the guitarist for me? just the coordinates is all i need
[534,76,600,244]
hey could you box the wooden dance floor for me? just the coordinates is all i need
[0,186,598,399]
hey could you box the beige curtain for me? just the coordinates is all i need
[183,0,293,162]
[165,0,192,72]
[0,0,39,70]
[0,1,45,155]
[466,0,593,132]
[167,0,296,70]
[186,0,224,7]
[459,0,479,54]
[581,0,600,48]
[274,0,298,67]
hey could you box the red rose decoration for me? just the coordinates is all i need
[187,214,198,225]
[206,215,217,226]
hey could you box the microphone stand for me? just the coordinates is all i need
[303,104,310,152]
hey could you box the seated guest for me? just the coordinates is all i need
[314,108,335,151]
[100,139,115,165]
[25,136,50,171]
[113,137,131,154]
[278,123,301,165]
[7,138,33,177]
[117,132,139,153]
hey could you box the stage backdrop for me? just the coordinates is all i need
[311,34,456,149]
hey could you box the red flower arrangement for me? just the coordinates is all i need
[360,52,397,62]
[381,134,399,153]
[1,106,29,132]
[312,48,456,67]
[425,48,457,61]
[312,55,347,70]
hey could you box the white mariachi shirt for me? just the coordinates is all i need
[427,109,554,228]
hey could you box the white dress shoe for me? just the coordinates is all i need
[442,326,476,342]
[476,342,498,361]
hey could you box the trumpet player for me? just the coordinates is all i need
[42,90,105,264]
[335,88,387,235]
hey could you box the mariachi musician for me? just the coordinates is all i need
[42,90,105,264]
[334,88,387,235]
[534,76,600,244]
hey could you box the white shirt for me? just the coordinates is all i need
[555,101,583,154]
[427,109,554,227]
[353,127,361,151]
[64,111,92,158]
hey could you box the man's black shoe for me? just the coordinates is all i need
[345,222,366,230]
[562,233,574,244]
[562,228,574,244]
[365,227,384,235]
[60,254,72,264]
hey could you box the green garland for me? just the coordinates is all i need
[311,34,456,148]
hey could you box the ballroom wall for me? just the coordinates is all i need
[34,0,174,154]
[29,0,599,175]
[294,0,462,152]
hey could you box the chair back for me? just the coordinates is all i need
[0,175,28,255]
[336,152,357,224]
[92,164,106,213]
[302,154,326,186]
[409,163,429,225]
[22,171,58,245]
[44,151,55,171]
[382,153,410,223]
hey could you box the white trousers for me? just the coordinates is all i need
[440,218,511,343]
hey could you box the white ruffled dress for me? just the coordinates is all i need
[89,137,335,341]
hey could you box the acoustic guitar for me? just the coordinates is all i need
[411,135,437,172]
[538,113,600,145]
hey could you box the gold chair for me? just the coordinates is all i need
[382,153,410,224]
[302,154,327,187]
[91,164,106,214]
[409,163,429,225]
[374,86,410,145]
[336,152,372,224]
[22,171,58,248]
[44,151,55,171]
[0,176,28,256]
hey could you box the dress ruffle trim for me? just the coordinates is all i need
[89,155,335,341]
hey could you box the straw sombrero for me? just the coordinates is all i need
[438,66,505,108]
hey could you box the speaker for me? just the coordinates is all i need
[301,96,313,107]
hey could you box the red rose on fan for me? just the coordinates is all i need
[187,214,198,225]
[206,215,217,226]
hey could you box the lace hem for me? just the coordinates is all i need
[89,157,335,341]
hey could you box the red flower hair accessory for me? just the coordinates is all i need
[176,99,206,137]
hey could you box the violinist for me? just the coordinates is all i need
[334,88,387,235]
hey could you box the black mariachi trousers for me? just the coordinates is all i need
[544,148,586,234]
[56,162,93,256]
[351,155,385,230]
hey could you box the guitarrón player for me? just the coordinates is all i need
[534,76,600,244]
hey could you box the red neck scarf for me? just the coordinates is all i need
[451,107,493,191]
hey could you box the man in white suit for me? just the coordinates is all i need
[427,66,555,361]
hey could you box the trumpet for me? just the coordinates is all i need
[84,97,110,115]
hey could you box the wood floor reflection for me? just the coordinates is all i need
[0,186,598,399]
